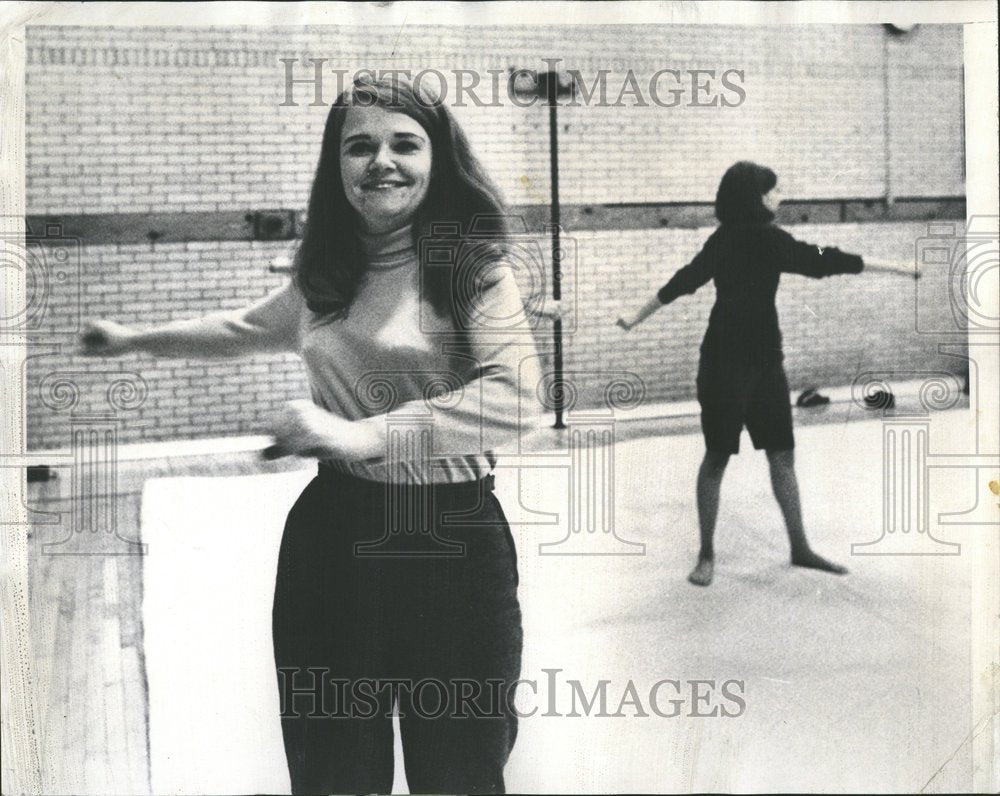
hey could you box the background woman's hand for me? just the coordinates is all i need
[864,257,920,280]
[78,320,137,357]
[616,317,633,332]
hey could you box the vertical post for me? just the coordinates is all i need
[546,73,566,430]
[882,32,894,207]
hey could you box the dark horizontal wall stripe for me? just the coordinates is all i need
[26,197,965,245]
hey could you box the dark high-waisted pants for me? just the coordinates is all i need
[272,465,522,794]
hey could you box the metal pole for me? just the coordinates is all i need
[547,75,566,429]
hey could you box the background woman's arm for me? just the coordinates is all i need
[863,257,920,278]
[618,238,716,330]
[79,282,303,359]
[776,229,865,278]
[617,296,664,330]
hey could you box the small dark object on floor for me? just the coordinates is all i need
[796,388,830,408]
[27,465,56,482]
[864,389,895,409]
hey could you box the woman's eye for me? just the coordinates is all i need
[346,142,375,156]
[393,140,420,153]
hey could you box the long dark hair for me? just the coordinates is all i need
[714,161,777,225]
[293,74,508,323]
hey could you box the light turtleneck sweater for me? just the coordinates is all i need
[206,223,541,484]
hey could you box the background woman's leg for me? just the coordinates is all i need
[690,450,731,586]
[765,449,848,574]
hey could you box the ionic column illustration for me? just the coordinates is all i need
[352,371,464,557]
[539,371,647,556]
[39,372,147,555]
[851,373,962,555]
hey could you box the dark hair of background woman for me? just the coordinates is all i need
[294,74,509,323]
[714,160,778,226]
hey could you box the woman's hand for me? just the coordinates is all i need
[864,257,920,280]
[616,317,634,332]
[78,320,138,357]
[265,400,380,461]
[538,300,562,322]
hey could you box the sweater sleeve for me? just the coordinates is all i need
[134,282,303,358]
[356,264,542,457]
[656,235,717,305]
[773,228,865,278]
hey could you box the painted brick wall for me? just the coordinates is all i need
[23,24,966,449]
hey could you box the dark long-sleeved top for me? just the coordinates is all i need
[657,223,864,364]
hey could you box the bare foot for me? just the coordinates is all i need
[688,557,714,586]
[791,549,848,575]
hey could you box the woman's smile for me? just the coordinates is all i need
[360,176,413,190]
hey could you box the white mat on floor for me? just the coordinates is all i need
[142,467,314,795]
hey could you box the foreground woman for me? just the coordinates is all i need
[82,74,539,793]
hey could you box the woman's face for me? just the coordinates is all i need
[339,104,433,234]
[762,183,783,214]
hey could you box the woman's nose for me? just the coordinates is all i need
[371,143,395,170]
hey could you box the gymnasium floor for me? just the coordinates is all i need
[26,400,983,793]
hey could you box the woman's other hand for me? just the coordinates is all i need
[265,400,380,461]
[78,320,137,357]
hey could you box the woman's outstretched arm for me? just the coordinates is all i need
[775,229,865,278]
[617,236,717,331]
[78,282,303,360]
[862,257,920,278]
[616,296,664,331]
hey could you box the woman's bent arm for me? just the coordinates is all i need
[343,264,543,460]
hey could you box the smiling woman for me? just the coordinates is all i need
[76,73,541,795]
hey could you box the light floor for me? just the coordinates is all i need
[26,404,985,793]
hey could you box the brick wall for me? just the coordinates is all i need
[23,24,966,449]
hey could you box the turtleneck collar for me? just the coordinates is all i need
[357,223,417,269]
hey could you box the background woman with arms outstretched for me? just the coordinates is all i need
[618,161,915,587]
